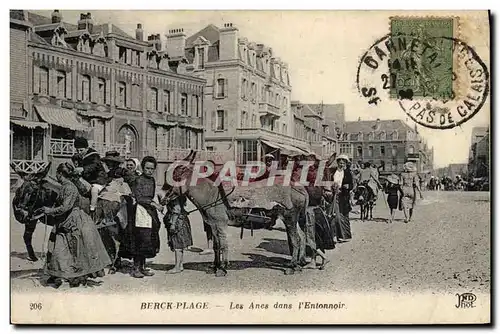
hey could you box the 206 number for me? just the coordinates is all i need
[30,303,42,311]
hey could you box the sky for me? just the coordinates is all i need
[31,10,491,168]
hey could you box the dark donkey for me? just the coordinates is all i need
[354,181,376,220]
[167,151,308,276]
[11,163,130,272]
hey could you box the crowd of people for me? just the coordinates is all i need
[13,137,426,287]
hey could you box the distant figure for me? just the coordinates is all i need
[385,174,403,224]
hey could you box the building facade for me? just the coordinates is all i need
[9,10,226,184]
[468,127,489,179]
[177,23,315,164]
[337,119,434,175]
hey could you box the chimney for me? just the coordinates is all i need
[166,28,186,58]
[148,34,162,51]
[51,10,62,24]
[135,23,143,41]
[219,23,238,61]
[77,12,94,33]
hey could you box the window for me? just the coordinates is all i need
[275,93,279,106]
[393,131,399,140]
[340,143,352,155]
[367,131,374,141]
[197,47,205,69]
[56,70,66,98]
[135,51,141,66]
[132,84,140,109]
[237,140,258,164]
[180,93,188,115]
[81,75,91,102]
[39,67,49,95]
[241,111,247,128]
[379,131,386,140]
[241,79,247,98]
[119,47,127,63]
[380,160,385,171]
[216,78,225,98]
[251,114,256,127]
[163,90,170,113]
[381,145,385,156]
[97,78,106,104]
[392,145,397,157]
[282,123,286,133]
[117,81,126,107]
[149,88,158,111]
[251,82,256,100]
[206,146,214,151]
[216,110,225,130]
[194,95,200,117]
[261,86,266,102]
[357,146,363,157]
[392,160,398,171]
[358,132,363,141]
[368,145,373,157]
[408,145,415,154]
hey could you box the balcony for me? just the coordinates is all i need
[258,102,281,118]
[236,127,311,152]
[10,160,49,174]
[49,138,128,158]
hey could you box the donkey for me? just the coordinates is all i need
[354,182,376,220]
[168,152,308,276]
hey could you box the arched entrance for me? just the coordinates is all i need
[117,124,139,158]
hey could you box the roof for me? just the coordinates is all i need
[302,104,323,119]
[343,119,414,140]
[308,103,344,125]
[186,24,220,48]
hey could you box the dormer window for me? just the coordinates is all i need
[380,131,386,140]
[197,47,205,69]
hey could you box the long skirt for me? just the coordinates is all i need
[165,214,193,251]
[401,186,416,210]
[329,194,352,240]
[118,198,161,259]
[307,206,336,252]
[44,208,111,279]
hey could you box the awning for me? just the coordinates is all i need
[35,105,88,131]
[178,123,204,131]
[149,119,177,128]
[10,119,48,130]
[261,139,308,156]
[77,110,113,120]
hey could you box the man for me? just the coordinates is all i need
[73,137,108,213]
[102,151,125,180]
[357,162,382,202]
[253,153,276,182]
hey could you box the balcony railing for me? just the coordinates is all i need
[10,160,49,174]
[49,138,128,158]
[258,103,281,118]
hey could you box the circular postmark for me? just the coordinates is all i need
[356,34,489,130]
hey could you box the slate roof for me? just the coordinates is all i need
[186,24,220,48]
[343,119,414,140]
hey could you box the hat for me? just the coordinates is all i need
[74,137,88,149]
[264,153,274,159]
[387,174,399,185]
[404,161,417,172]
[336,154,349,162]
[102,151,124,163]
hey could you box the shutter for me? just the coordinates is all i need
[126,83,132,108]
[50,69,57,97]
[33,66,40,94]
[224,79,228,97]
[90,77,97,103]
[105,79,110,105]
[77,74,82,101]
[157,89,163,113]
[66,70,72,99]
[146,88,151,111]
[224,110,228,131]
[211,110,216,131]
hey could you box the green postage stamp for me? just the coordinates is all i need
[389,17,455,100]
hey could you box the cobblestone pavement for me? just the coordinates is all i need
[10,190,490,295]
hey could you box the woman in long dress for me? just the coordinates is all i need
[328,154,353,242]
[119,156,163,278]
[40,162,112,288]
[400,162,424,223]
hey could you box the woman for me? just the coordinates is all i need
[400,162,424,223]
[124,158,142,184]
[328,154,353,242]
[385,174,403,223]
[162,187,193,274]
[39,162,111,288]
[119,156,163,278]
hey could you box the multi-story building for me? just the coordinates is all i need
[177,23,314,164]
[338,119,434,175]
[468,127,489,178]
[9,10,225,184]
[291,101,343,159]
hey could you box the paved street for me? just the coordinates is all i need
[10,190,490,295]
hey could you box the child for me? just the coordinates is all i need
[162,188,193,274]
[385,174,403,223]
